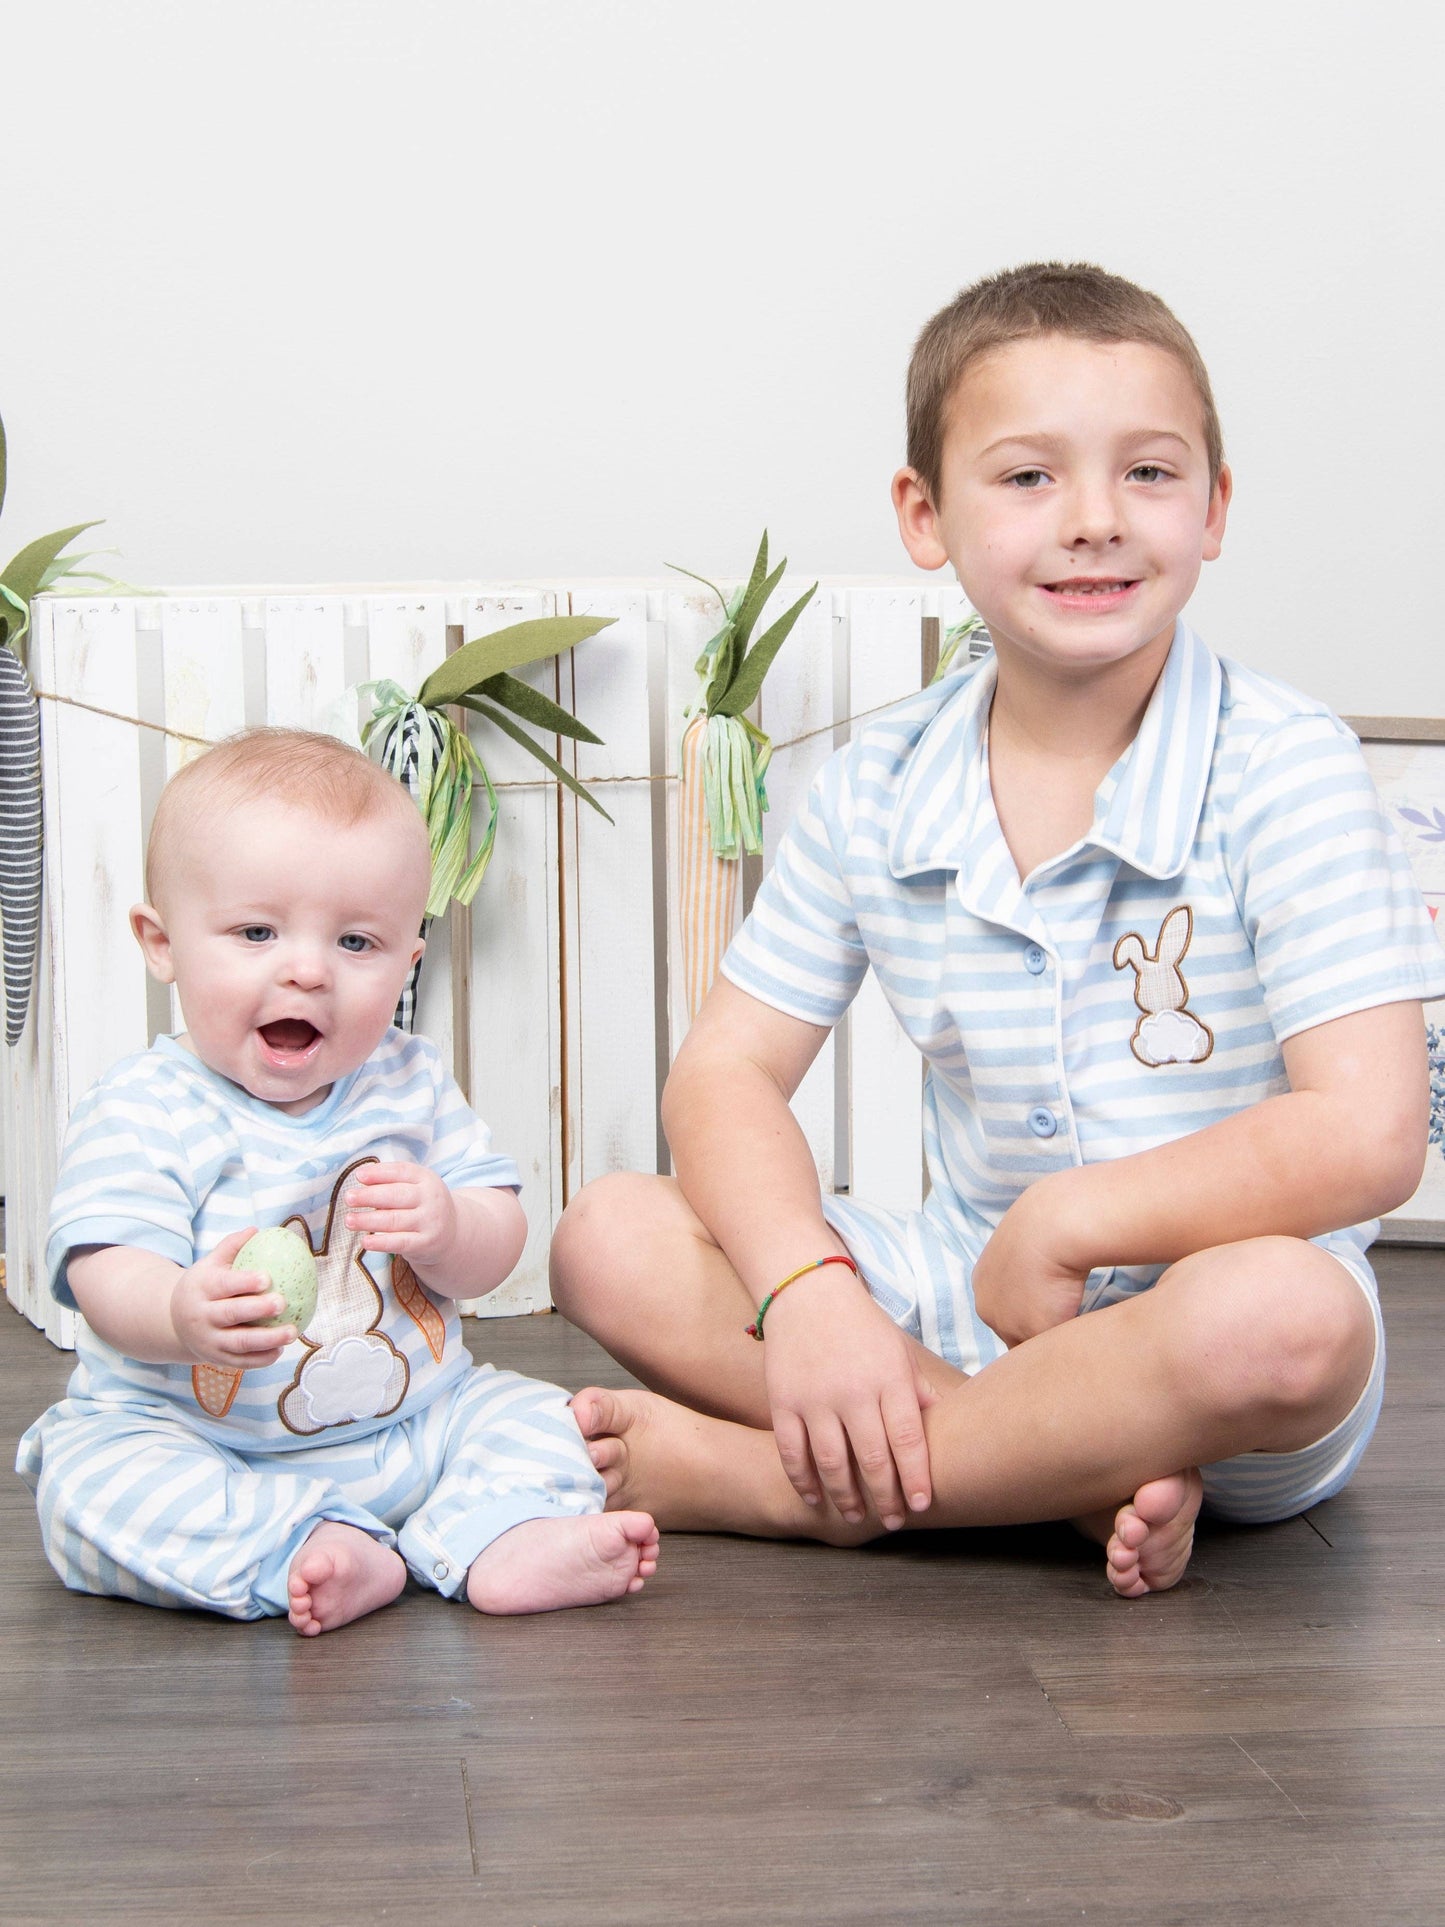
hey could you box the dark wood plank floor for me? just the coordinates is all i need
[2,1247,1441,1925]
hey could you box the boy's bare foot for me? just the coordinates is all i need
[465,1512,659,1614]
[287,1521,406,1635]
[571,1385,764,1532]
[1077,1469,1204,1597]
[570,1385,870,1542]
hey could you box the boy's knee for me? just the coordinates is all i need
[548,1172,667,1317]
[1165,1238,1375,1422]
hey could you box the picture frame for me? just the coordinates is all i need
[1345,716,1445,1243]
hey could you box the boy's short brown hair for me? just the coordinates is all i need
[906,261,1224,504]
[145,727,425,906]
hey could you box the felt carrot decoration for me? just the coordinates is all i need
[0,408,117,1046]
[670,533,815,1019]
[359,615,616,1028]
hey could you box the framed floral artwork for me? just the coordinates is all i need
[1347,716,1445,1242]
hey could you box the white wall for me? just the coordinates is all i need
[3,0,1442,714]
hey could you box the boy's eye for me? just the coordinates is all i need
[240,926,274,944]
[338,933,373,954]
[1006,469,1049,490]
[1129,464,1168,483]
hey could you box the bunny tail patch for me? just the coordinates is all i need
[1113,904,1214,1068]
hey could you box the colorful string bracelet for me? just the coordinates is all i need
[745,1253,859,1340]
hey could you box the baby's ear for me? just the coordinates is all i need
[129,903,176,984]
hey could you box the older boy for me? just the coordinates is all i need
[18,729,657,1631]
[553,262,1444,1594]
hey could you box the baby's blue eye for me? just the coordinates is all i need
[240,926,273,944]
[338,933,373,954]
[1007,469,1049,490]
[1130,464,1167,483]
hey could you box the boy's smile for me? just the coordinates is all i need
[894,334,1230,686]
[132,797,429,1115]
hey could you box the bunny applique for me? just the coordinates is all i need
[191,1156,449,1434]
[1112,904,1214,1068]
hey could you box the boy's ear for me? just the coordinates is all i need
[1202,463,1233,562]
[409,933,426,971]
[130,903,176,984]
[892,467,950,572]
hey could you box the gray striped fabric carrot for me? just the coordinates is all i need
[0,641,40,1045]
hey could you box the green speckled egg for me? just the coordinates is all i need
[237,1226,318,1332]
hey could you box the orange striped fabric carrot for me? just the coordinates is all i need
[678,713,741,1020]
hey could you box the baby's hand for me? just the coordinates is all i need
[170,1227,296,1368]
[972,1183,1090,1347]
[344,1162,458,1270]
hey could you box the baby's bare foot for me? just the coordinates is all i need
[466,1512,659,1614]
[1103,1470,1204,1597]
[287,1521,406,1636]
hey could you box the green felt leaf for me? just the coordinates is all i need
[417,615,615,709]
[730,531,770,649]
[715,582,817,717]
[703,625,741,713]
[469,699,614,822]
[0,521,104,612]
[731,551,786,658]
[472,671,604,744]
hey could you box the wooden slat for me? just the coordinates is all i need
[262,595,348,730]
[563,590,658,1195]
[157,598,246,774]
[455,593,562,1316]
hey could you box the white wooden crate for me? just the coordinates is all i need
[3,579,968,1345]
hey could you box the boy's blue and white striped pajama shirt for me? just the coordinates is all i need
[722,623,1445,1523]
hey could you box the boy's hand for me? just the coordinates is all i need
[169,1227,296,1368]
[762,1276,938,1530]
[344,1161,458,1268]
[972,1181,1090,1347]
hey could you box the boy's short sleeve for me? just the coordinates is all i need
[45,1076,199,1309]
[721,755,872,1027]
[1226,713,1445,1041]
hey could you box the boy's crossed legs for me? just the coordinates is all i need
[551,1175,1379,1594]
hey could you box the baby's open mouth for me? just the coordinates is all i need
[259,1019,321,1056]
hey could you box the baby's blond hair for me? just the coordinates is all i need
[145,728,427,907]
[906,261,1224,505]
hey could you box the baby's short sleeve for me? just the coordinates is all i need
[1225,713,1445,1041]
[423,1049,522,1195]
[721,753,872,1028]
[45,1069,199,1309]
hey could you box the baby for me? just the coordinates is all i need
[18,727,658,1633]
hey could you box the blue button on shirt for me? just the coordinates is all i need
[1027,1107,1058,1139]
[1024,944,1048,975]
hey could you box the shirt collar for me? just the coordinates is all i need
[885,620,1222,887]
[1087,620,1222,880]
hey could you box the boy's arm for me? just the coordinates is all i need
[974,999,1430,1346]
[663,979,939,1531]
[343,1165,527,1301]
[67,1234,297,1368]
